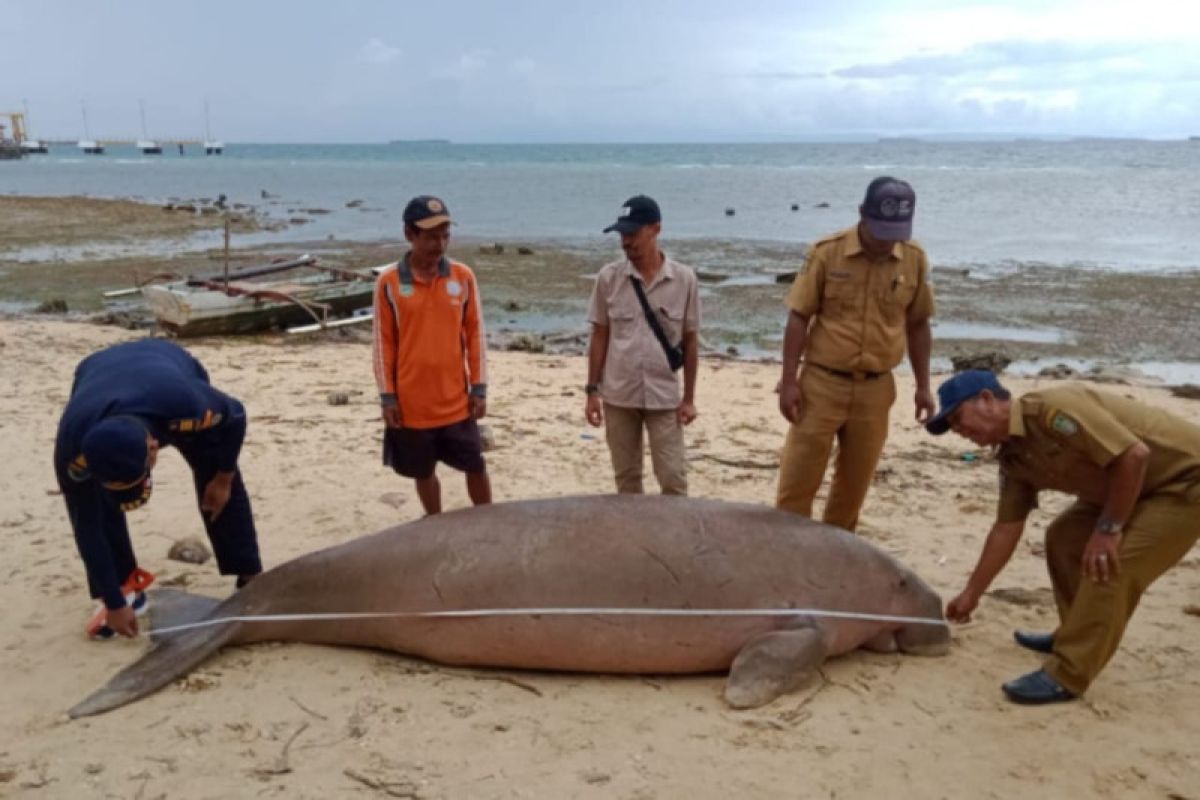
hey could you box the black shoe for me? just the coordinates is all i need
[1013,630,1055,654]
[1002,669,1076,705]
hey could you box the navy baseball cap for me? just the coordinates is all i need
[926,370,1005,435]
[82,416,154,509]
[403,195,452,229]
[861,177,916,241]
[603,195,662,234]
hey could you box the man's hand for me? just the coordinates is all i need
[1082,531,1122,583]
[914,387,936,424]
[382,405,403,429]
[201,472,234,522]
[470,395,487,420]
[585,394,604,427]
[779,380,803,424]
[946,588,980,623]
[107,604,139,638]
[677,400,698,426]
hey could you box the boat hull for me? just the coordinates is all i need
[141,280,374,337]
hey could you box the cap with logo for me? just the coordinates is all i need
[860,177,916,241]
[603,195,662,234]
[925,369,1005,435]
[403,195,452,229]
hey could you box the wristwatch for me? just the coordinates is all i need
[585,383,600,395]
[1095,518,1123,536]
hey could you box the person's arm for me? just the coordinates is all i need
[678,329,699,425]
[61,477,127,611]
[372,271,403,428]
[1083,441,1150,582]
[585,324,609,427]
[778,310,810,424]
[946,519,1027,622]
[463,268,488,419]
[906,251,935,423]
[906,316,934,423]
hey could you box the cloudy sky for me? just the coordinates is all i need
[2,0,1197,142]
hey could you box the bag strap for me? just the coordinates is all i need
[629,275,677,361]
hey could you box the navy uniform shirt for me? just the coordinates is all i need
[54,339,247,607]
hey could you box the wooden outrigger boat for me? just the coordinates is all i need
[132,255,381,337]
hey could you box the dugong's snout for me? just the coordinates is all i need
[894,569,951,657]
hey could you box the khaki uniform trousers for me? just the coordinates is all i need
[1042,493,1200,694]
[775,366,896,531]
[603,402,687,496]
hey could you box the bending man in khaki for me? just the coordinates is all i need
[585,195,700,494]
[776,177,936,531]
[928,369,1200,704]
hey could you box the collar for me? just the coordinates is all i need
[399,253,451,285]
[621,253,675,289]
[846,226,900,261]
[1008,399,1026,438]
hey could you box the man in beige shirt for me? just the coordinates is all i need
[777,177,936,531]
[585,195,701,494]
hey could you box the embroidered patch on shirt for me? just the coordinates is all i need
[169,410,224,433]
[1049,411,1079,437]
[445,280,462,297]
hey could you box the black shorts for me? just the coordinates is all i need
[382,418,486,479]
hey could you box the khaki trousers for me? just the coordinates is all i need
[603,403,687,495]
[775,366,896,531]
[1042,494,1200,694]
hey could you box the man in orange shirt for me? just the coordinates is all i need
[372,195,491,515]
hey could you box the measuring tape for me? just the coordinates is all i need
[151,606,948,637]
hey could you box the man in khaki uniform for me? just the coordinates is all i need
[776,177,936,531]
[585,195,700,494]
[928,369,1200,704]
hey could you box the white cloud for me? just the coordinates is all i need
[357,38,401,65]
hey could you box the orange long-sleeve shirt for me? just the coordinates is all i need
[372,256,488,429]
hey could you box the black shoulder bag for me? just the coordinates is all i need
[630,276,685,372]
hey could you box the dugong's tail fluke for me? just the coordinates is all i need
[69,598,242,718]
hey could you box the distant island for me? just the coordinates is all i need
[388,139,451,145]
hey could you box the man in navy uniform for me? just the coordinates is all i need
[55,339,263,639]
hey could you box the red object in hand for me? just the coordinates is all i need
[85,568,157,639]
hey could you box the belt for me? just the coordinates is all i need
[809,363,886,381]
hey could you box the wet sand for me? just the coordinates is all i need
[2,195,1197,380]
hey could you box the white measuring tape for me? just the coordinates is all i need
[151,607,948,637]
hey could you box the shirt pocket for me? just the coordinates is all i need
[609,309,640,342]
[657,305,685,343]
[875,277,918,325]
[823,279,862,319]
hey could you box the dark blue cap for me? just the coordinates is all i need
[861,176,916,241]
[926,370,1004,435]
[603,195,662,234]
[402,195,452,229]
[81,416,153,508]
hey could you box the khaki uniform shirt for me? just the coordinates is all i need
[588,255,701,410]
[786,227,935,374]
[996,384,1200,523]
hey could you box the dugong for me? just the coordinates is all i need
[70,495,949,717]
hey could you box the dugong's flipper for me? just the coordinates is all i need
[69,590,242,718]
[724,626,828,709]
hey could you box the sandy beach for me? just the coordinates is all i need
[1,311,1198,798]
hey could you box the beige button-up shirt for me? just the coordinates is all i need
[786,227,935,374]
[588,255,701,410]
[997,385,1200,523]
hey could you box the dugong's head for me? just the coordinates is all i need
[892,566,951,656]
